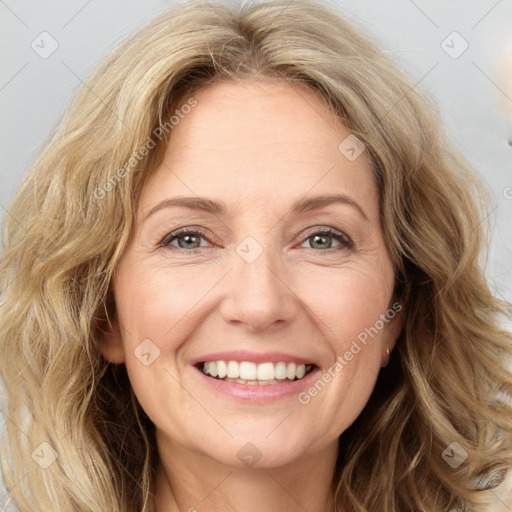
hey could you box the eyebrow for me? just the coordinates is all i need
[144,193,370,222]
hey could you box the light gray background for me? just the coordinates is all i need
[1,1,511,510]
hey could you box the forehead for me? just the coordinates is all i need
[138,79,378,220]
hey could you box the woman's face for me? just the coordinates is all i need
[100,79,403,469]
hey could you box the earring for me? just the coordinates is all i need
[383,346,390,367]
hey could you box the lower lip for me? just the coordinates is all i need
[193,365,320,402]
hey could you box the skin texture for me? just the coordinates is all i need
[99,79,403,512]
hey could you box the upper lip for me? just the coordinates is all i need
[190,350,316,366]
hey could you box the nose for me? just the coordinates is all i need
[218,238,299,334]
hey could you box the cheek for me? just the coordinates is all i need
[294,265,395,436]
[299,264,393,346]
[115,264,205,344]
[112,267,202,426]
[113,262,224,392]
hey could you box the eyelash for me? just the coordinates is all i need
[158,226,354,254]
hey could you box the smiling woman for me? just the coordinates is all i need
[0,1,512,512]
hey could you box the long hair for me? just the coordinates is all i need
[1,1,511,510]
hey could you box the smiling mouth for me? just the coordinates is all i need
[196,360,316,385]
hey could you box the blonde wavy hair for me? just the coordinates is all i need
[1,0,512,510]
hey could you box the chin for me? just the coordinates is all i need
[198,432,314,470]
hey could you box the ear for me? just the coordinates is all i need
[389,304,405,344]
[381,303,405,367]
[97,314,126,364]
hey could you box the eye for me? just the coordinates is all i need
[158,226,353,253]
[159,228,212,251]
[299,227,353,251]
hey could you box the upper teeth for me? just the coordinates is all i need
[202,361,310,381]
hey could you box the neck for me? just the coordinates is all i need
[149,435,339,512]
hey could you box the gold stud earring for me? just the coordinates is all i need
[383,347,390,367]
